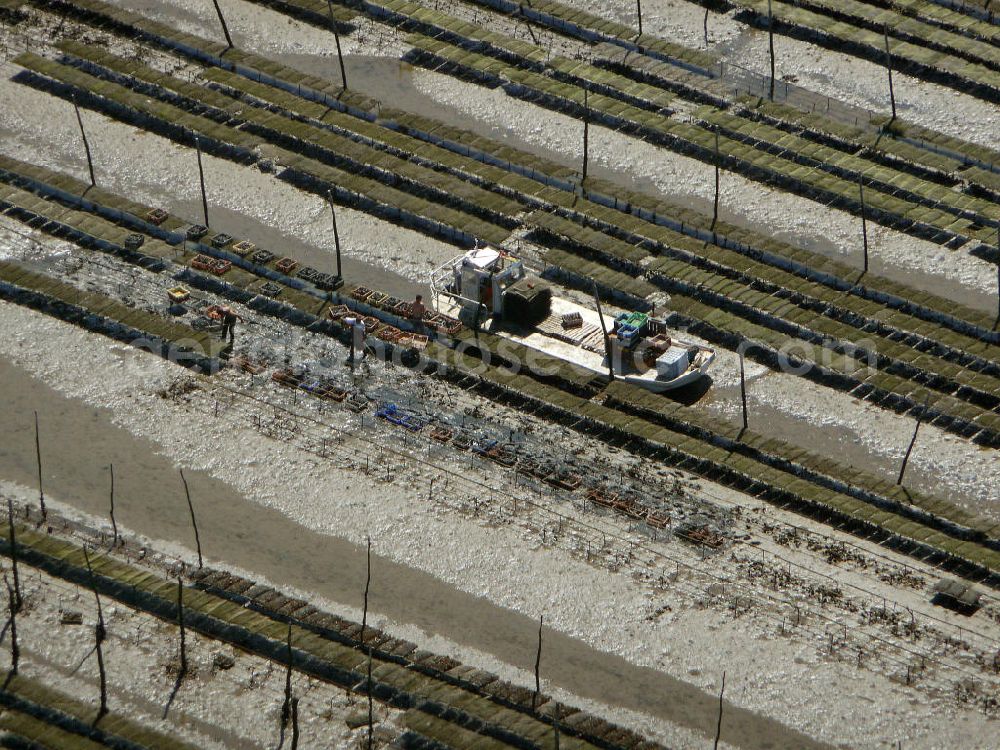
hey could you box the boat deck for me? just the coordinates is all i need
[436,294,714,390]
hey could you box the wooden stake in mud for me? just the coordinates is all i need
[33,411,45,522]
[327,190,343,279]
[532,614,543,711]
[860,176,869,274]
[72,97,96,187]
[636,0,643,36]
[83,547,109,723]
[362,535,371,643]
[553,702,560,750]
[290,696,300,750]
[179,470,203,569]
[995,227,999,323]
[177,578,187,676]
[281,622,293,728]
[108,464,118,547]
[6,499,22,611]
[591,281,614,381]
[712,130,720,240]
[211,0,234,49]
[884,25,896,121]
[327,1,348,90]
[582,87,590,185]
[704,8,709,46]
[738,347,749,431]
[713,671,726,750]
[5,578,19,678]
[366,647,374,750]
[897,399,927,486]
[767,0,776,101]
[194,137,209,229]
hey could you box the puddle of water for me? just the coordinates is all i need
[275,52,669,196]
[705,378,989,511]
[277,54,998,314]
[0,353,829,750]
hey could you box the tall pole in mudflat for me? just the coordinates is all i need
[195,137,209,229]
[211,0,234,49]
[84,547,109,723]
[328,1,348,89]
[636,0,643,36]
[582,87,590,185]
[738,348,748,432]
[884,25,896,121]
[713,671,726,750]
[6,499,22,611]
[180,470,203,568]
[177,578,187,676]
[34,411,45,522]
[72,97,96,187]
[328,190,343,279]
[768,0,776,101]
[897,399,928,485]
[281,623,293,728]
[860,176,869,275]
[5,579,18,677]
[362,535,371,643]
[712,129,720,241]
[592,281,614,381]
[533,614,543,710]
[108,463,118,546]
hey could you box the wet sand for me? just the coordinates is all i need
[173,198,427,300]
[0,353,832,750]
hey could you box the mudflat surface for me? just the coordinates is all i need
[0,353,831,750]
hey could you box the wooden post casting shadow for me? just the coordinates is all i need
[179,470,203,568]
[713,671,726,750]
[327,1,348,90]
[33,411,45,522]
[327,190,343,280]
[591,281,614,381]
[83,547,109,724]
[4,578,19,683]
[177,578,187,676]
[282,622,293,728]
[738,347,749,434]
[211,0,234,49]
[884,25,896,121]
[6,499,22,611]
[362,534,371,641]
[533,614,543,710]
[582,87,589,186]
[291,696,300,750]
[195,137,209,229]
[108,463,118,547]
[767,0,776,101]
[72,97,96,188]
[897,399,928,486]
[636,0,643,36]
[859,176,869,275]
[712,130,720,241]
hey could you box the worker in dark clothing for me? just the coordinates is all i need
[219,306,244,344]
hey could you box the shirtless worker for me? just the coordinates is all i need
[410,294,427,332]
[219,305,244,344]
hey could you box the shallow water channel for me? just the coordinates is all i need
[0,352,831,750]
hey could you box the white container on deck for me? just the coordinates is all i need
[655,346,690,380]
